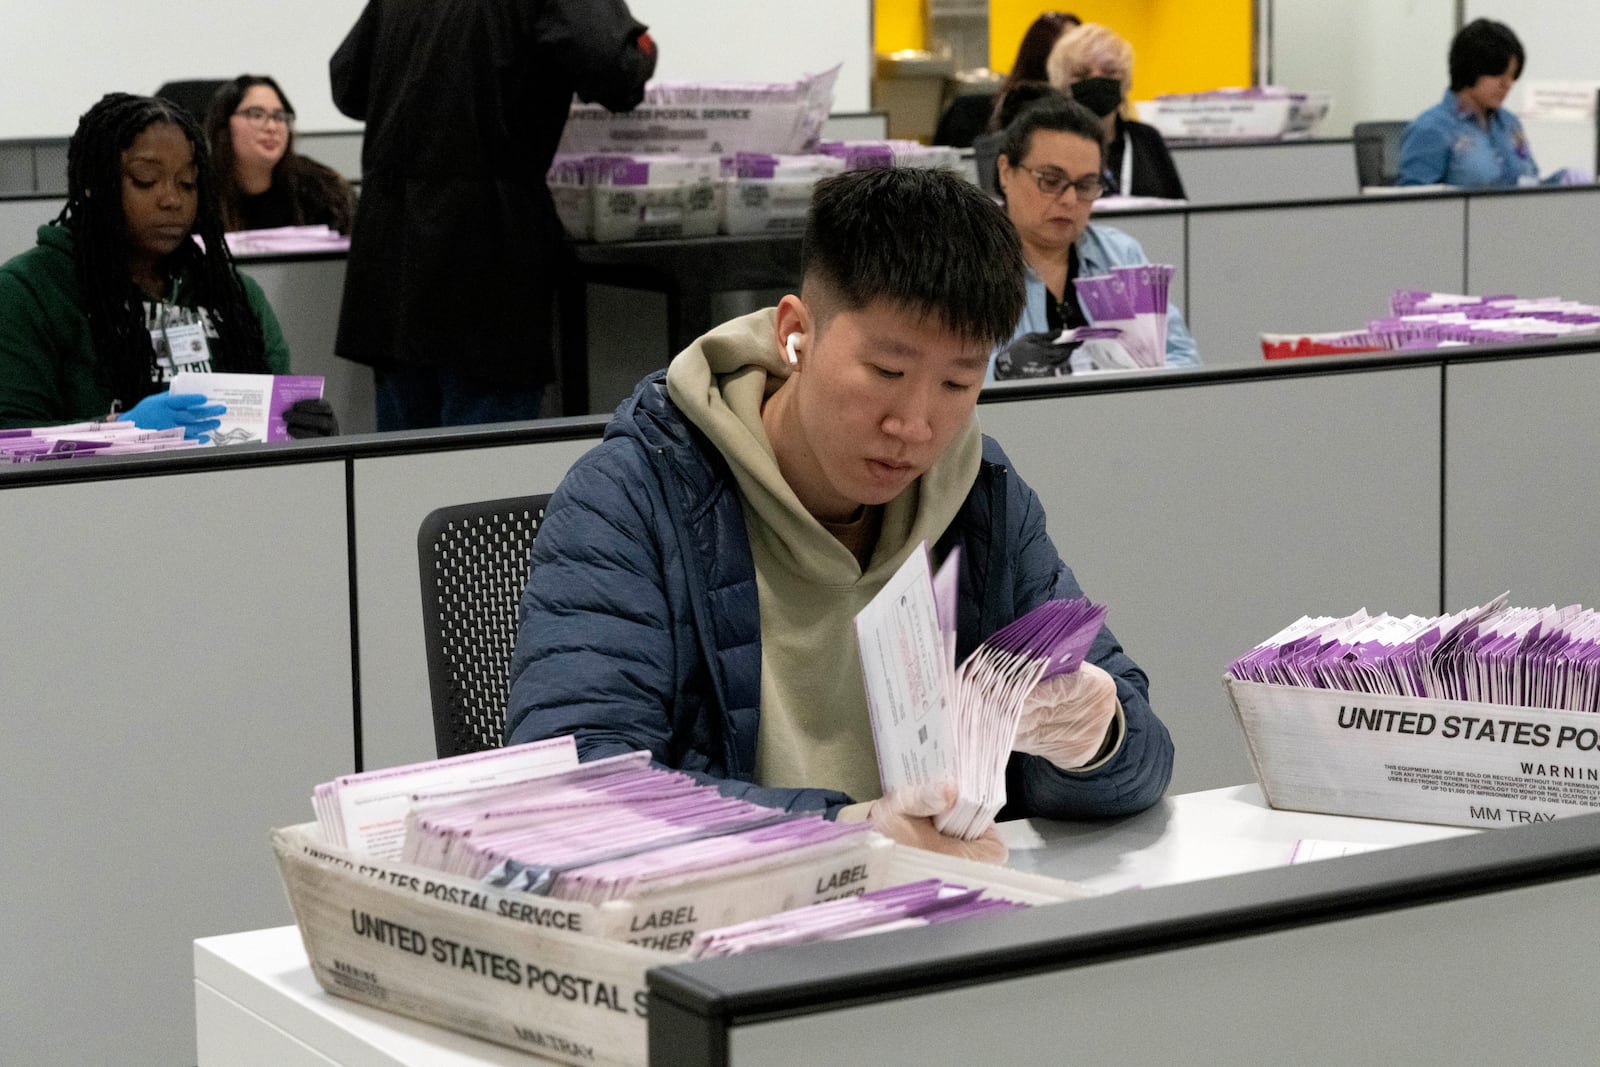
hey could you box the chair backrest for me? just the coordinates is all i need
[153,79,230,124]
[972,130,1004,196]
[417,494,551,759]
[1353,121,1410,188]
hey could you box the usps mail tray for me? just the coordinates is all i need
[1226,678,1600,828]
[273,821,1087,1067]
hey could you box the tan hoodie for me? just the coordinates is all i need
[666,308,981,802]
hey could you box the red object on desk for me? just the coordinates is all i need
[1260,333,1391,360]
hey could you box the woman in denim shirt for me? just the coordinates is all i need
[1397,19,1537,188]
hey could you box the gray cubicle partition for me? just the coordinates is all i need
[1464,184,1600,304]
[0,457,354,1067]
[349,424,606,771]
[0,193,62,260]
[8,337,1600,1064]
[202,185,1600,408]
[236,254,375,435]
[980,365,1441,791]
[1185,194,1467,365]
[294,129,364,182]
[1443,351,1600,611]
[1169,138,1357,204]
[647,813,1600,1064]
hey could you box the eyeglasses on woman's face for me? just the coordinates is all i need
[233,106,295,129]
[1014,164,1105,202]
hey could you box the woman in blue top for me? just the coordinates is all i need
[990,91,1198,382]
[1397,18,1536,188]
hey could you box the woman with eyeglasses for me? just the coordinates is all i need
[205,75,355,233]
[1046,22,1185,202]
[991,92,1199,381]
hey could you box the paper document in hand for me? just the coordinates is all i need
[169,371,324,444]
[855,542,1107,839]
[854,546,953,795]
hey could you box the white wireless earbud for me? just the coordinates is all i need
[785,333,800,365]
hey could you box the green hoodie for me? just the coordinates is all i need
[0,224,289,428]
[667,308,981,804]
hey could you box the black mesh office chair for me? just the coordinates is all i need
[417,494,551,758]
[1353,121,1410,187]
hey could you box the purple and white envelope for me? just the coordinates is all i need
[169,371,325,444]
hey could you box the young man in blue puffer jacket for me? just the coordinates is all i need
[507,167,1173,862]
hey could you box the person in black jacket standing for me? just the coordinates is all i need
[330,1,657,430]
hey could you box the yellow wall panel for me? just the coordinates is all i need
[876,0,926,53]
[985,1,1252,100]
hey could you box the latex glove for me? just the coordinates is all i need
[284,398,340,439]
[119,391,225,441]
[1014,662,1121,770]
[862,782,1008,865]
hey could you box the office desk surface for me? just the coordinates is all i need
[193,785,1471,1066]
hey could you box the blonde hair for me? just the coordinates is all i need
[1046,22,1135,99]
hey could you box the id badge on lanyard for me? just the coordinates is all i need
[150,307,213,379]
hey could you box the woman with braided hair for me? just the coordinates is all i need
[0,93,333,436]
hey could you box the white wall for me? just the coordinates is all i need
[0,0,871,140]
[1268,0,1456,138]
[0,1,366,137]
[1272,0,1600,171]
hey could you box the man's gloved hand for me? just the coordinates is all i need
[1014,662,1122,770]
[119,391,225,441]
[284,398,340,439]
[848,783,1008,865]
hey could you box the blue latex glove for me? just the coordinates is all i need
[119,392,226,441]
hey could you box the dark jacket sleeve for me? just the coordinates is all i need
[330,2,379,120]
[997,466,1176,819]
[0,265,70,428]
[1127,120,1187,200]
[238,274,291,374]
[537,0,656,111]
[505,441,851,816]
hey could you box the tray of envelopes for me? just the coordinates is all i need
[276,743,1088,1066]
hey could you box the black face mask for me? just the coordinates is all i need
[1071,77,1124,118]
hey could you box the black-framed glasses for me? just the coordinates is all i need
[234,106,295,129]
[1015,165,1105,202]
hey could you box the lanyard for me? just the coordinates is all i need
[1119,134,1134,198]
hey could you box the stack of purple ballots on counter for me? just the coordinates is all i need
[688,878,1027,959]
[857,544,1107,842]
[1228,593,1600,712]
[1224,593,1600,828]
[1,422,201,462]
[1072,264,1176,368]
[310,741,1034,953]
[223,224,349,258]
[1263,290,1600,359]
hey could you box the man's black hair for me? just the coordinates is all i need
[801,166,1024,348]
[1449,18,1525,92]
[55,92,268,411]
[996,90,1106,185]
